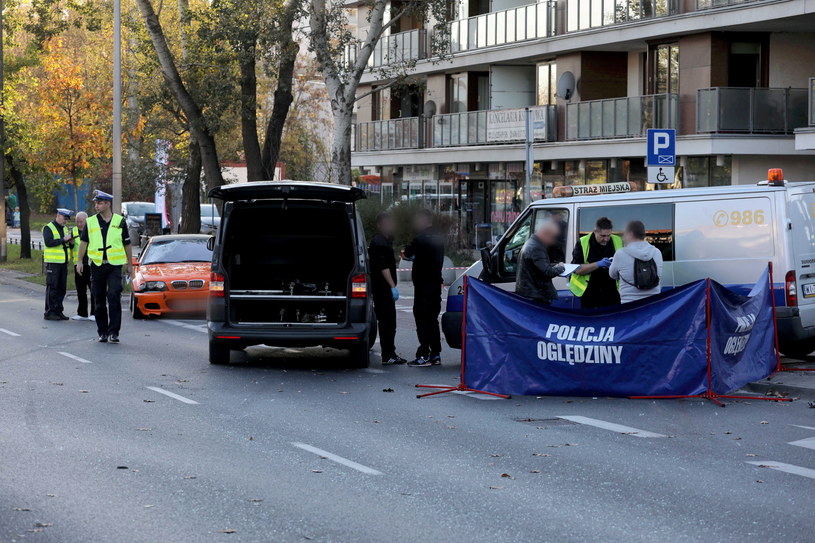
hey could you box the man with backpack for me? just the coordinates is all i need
[609,220,663,304]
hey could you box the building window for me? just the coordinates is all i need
[650,43,679,94]
[682,156,731,188]
[536,62,557,106]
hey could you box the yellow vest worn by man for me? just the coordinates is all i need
[569,233,623,297]
[86,214,127,266]
[43,223,69,264]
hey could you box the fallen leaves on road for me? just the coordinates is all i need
[532,453,552,457]
[248,436,254,441]
[143,399,155,403]
[488,486,504,490]
[116,466,128,470]
[530,470,541,474]
[144,505,155,508]
[724,431,733,435]
[760,421,769,424]
[79,390,89,394]
[13,507,31,511]
[382,388,394,393]
[547,443,577,448]
[446,425,456,429]
[46,494,56,498]
[372,420,381,424]
[183,476,197,480]
[247,498,263,503]
[311,470,323,474]
[33,523,52,528]
[745,453,758,457]
[52,383,63,386]
[136,428,151,431]
[489,454,502,458]
[756,464,777,469]
[756,480,765,483]
[500,473,514,479]
[217,529,238,534]
[809,401,815,408]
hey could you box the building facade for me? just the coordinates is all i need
[349,0,815,247]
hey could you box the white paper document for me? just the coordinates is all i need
[558,264,580,277]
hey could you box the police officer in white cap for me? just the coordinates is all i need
[76,190,133,343]
[42,208,75,321]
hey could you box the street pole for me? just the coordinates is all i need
[0,0,6,263]
[112,0,122,213]
[523,107,533,207]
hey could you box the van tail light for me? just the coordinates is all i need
[210,272,225,297]
[785,270,797,307]
[351,274,367,298]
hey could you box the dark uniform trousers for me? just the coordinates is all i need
[413,282,442,358]
[75,263,94,318]
[45,263,68,316]
[91,263,123,335]
[372,288,397,359]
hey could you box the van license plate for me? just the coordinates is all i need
[804,283,815,298]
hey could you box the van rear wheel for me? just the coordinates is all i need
[209,341,230,365]
[349,340,370,368]
[779,338,815,360]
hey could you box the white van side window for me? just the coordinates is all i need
[578,203,674,261]
[675,198,774,260]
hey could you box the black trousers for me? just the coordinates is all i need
[413,283,442,358]
[74,263,94,317]
[44,262,67,316]
[91,264,123,336]
[372,289,397,359]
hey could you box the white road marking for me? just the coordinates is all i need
[291,442,382,475]
[747,461,815,480]
[58,351,92,364]
[0,328,21,337]
[788,437,815,451]
[0,298,29,304]
[558,416,666,438]
[791,425,815,431]
[145,386,199,405]
[165,320,207,333]
[363,368,386,374]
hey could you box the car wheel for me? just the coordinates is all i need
[779,338,815,360]
[130,292,146,320]
[209,341,230,365]
[349,340,370,368]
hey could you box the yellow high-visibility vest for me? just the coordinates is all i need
[42,223,68,264]
[86,214,127,266]
[70,226,80,263]
[569,233,623,297]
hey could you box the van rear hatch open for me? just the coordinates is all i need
[209,181,365,203]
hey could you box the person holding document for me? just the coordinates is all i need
[515,221,565,305]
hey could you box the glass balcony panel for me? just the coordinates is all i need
[505,9,516,43]
[496,11,506,45]
[567,103,578,140]
[515,9,526,41]
[560,94,682,140]
[476,16,487,49]
[537,3,549,37]
[486,13,496,47]
[788,89,808,130]
[578,103,591,139]
[591,0,603,28]
[719,88,751,131]
[603,0,617,25]
[526,5,536,39]
[579,0,591,29]
[602,100,615,137]
[567,0,579,31]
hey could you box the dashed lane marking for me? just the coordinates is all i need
[58,351,92,364]
[0,328,21,337]
[164,320,207,333]
[145,386,199,405]
[557,416,667,438]
[291,442,382,475]
[747,461,815,480]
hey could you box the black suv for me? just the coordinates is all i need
[206,182,376,366]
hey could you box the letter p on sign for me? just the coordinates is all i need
[646,129,675,167]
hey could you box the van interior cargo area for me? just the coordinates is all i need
[224,200,356,324]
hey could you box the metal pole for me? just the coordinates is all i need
[524,108,533,206]
[112,0,122,213]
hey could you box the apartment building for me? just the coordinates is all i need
[349,0,815,246]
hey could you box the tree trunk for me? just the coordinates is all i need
[180,134,202,234]
[331,102,354,186]
[8,158,31,259]
[135,0,223,189]
[260,0,299,180]
[239,50,265,181]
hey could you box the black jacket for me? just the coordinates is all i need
[368,233,397,293]
[404,228,444,286]
[515,235,564,302]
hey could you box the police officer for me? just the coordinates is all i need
[76,191,133,343]
[569,216,622,309]
[42,208,74,321]
[368,212,406,365]
[71,211,94,321]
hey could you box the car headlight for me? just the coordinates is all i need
[141,281,168,292]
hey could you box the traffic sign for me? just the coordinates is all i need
[648,166,674,184]
[646,129,675,167]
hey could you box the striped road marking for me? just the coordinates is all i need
[558,416,667,438]
[58,351,92,364]
[165,320,207,333]
[0,328,21,337]
[788,437,815,451]
[146,386,199,405]
[747,461,815,480]
[291,442,382,475]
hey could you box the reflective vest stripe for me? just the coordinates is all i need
[86,214,127,266]
[568,234,623,297]
[42,223,67,264]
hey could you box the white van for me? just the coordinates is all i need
[441,173,815,358]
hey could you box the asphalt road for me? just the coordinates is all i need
[1,280,814,543]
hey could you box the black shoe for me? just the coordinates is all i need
[44,313,62,321]
[98,335,108,343]
[382,355,407,365]
[407,357,432,367]
[429,354,442,366]
[108,335,120,344]
[57,313,70,321]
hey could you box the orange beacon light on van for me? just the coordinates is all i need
[767,168,785,186]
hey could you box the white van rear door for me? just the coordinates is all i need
[788,188,815,328]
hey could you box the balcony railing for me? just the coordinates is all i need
[355,117,422,152]
[344,29,427,69]
[809,78,815,126]
[433,106,556,147]
[565,0,676,32]
[566,94,677,140]
[697,87,808,134]
[448,1,556,53]
[696,0,764,9]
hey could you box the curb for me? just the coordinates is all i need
[741,369,815,401]
[0,271,46,293]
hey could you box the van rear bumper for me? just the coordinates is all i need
[776,307,815,342]
[208,321,369,349]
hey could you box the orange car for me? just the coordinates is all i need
[130,234,213,319]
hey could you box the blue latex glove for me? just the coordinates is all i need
[391,287,399,301]
[596,257,612,269]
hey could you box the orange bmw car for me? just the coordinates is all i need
[130,234,213,319]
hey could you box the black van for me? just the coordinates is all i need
[206,182,376,366]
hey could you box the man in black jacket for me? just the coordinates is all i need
[403,209,445,367]
[515,221,565,305]
[368,212,406,365]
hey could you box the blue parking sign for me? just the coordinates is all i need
[646,129,675,167]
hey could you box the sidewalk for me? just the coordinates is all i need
[744,362,815,401]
